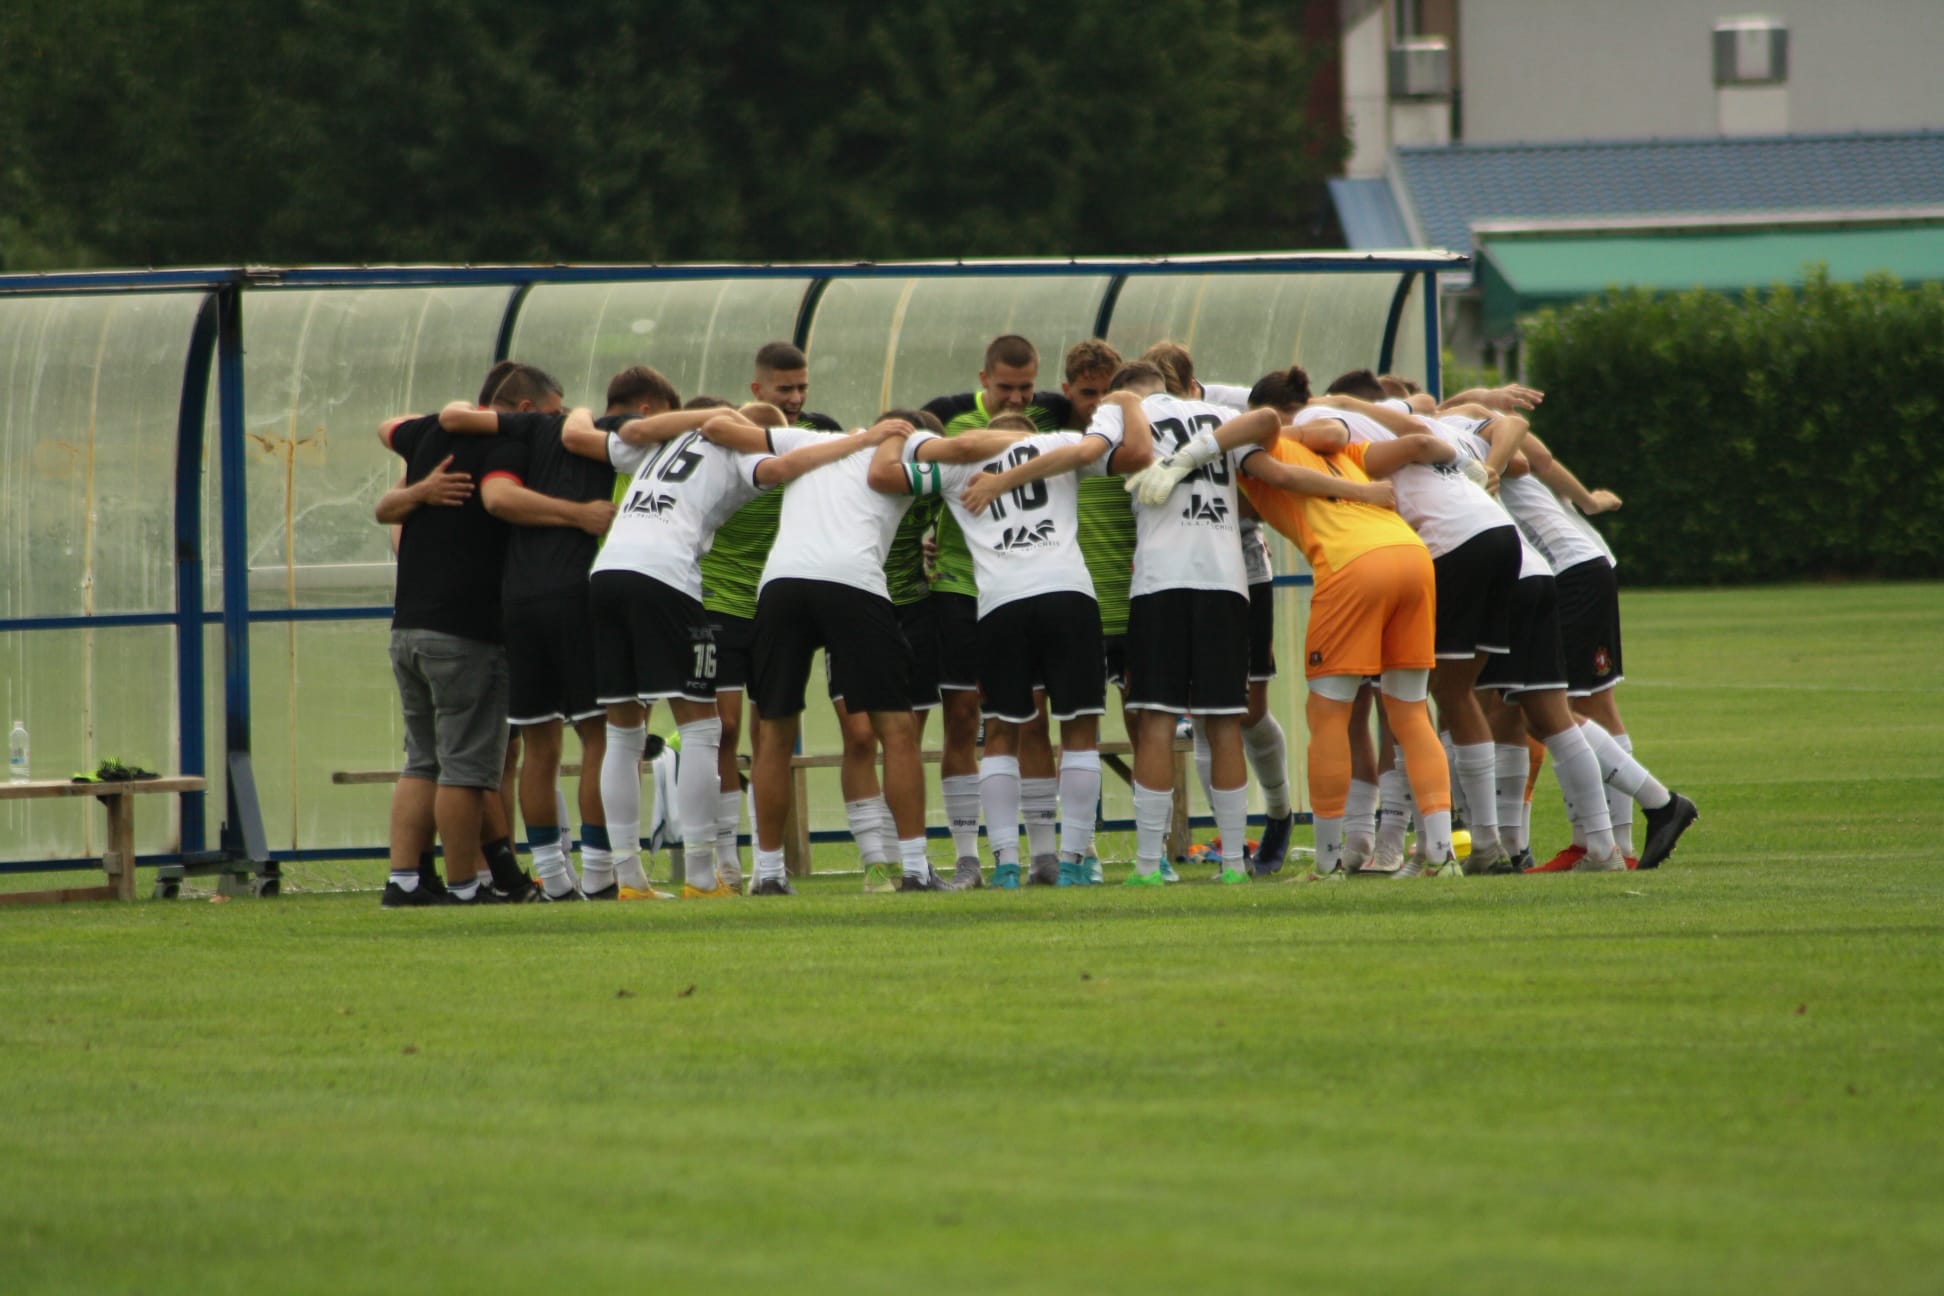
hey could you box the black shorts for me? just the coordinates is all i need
[752,578,910,719]
[829,598,942,713]
[1432,526,1521,660]
[1125,588,1250,716]
[1103,634,1129,690]
[1248,581,1278,682]
[504,589,602,725]
[977,592,1106,724]
[1554,557,1625,696]
[708,610,755,693]
[933,590,979,692]
[1478,575,1568,698]
[589,570,716,706]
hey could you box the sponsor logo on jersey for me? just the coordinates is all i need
[1593,646,1612,676]
[994,520,1057,551]
[624,492,677,517]
[1179,493,1231,526]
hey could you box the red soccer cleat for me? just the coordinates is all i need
[1526,845,1586,873]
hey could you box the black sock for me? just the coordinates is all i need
[416,851,446,892]
[484,837,524,888]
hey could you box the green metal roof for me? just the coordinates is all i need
[1477,223,1944,335]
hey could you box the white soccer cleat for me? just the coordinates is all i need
[1572,844,1629,873]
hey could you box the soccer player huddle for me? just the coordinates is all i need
[375,334,1697,907]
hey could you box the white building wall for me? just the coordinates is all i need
[1460,0,1944,144]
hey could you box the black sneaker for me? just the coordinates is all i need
[447,884,504,905]
[381,881,454,908]
[897,871,948,892]
[750,877,795,896]
[1510,847,1535,874]
[1637,792,1699,870]
[1254,813,1293,875]
[539,884,586,902]
[584,883,619,901]
[490,872,544,904]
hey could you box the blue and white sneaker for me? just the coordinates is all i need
[991,862,1022,890]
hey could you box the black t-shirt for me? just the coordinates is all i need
[799,410,844,432]
[388,414,508,644]
[482,412,618,605]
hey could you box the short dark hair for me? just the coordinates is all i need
[738,401,787,428]
[1108,361,1166,393]
[878,407,945,434]
[984,334,1038,372]
[1064,338,1122,382]
[1247,366,1312,410]
[1378,373,1423,397]
[1325,369,1386,401]
[988,413,1037,433]
[605,364,680,412]
[754,341,807,373]
[683,394,733,410]
[479,361,563,409]
[1139,341,1195,397]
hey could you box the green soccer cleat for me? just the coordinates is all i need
[1124,869,1167,887]
[1216,867,1251,885]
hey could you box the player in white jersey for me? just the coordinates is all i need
[1141,343,1297,876]
[746,412,1020,894]
[1452,413,1699,871]
[1308,373,1528,874]
[1105,363,1263,885]
[587,406,897,900]
[918,397,1157,887]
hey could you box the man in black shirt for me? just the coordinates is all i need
[373,362,568,906]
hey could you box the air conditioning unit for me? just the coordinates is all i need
[1713,16,1788,85]
[1388,38,1451,100]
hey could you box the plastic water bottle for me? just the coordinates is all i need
[7,720,27,783]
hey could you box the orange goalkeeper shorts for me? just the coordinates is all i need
[1303,543,1437,679]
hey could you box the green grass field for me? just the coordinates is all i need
[2,582,1941,1294]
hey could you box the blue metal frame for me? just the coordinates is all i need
[0,252,1460,878]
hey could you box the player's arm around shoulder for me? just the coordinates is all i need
[1242,451,1394,509]
[1360,431,1453,478]
[756,419,903,488]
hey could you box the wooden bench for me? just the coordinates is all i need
[0,777,206,906]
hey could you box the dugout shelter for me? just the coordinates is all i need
[0,253,1462,893]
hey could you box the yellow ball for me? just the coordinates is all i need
[1451,828,1472,860]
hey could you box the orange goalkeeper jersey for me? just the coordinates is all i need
[1241,437,1426,585]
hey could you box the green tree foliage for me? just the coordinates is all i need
[1522,268,1944,584]
[0,0,1344,270]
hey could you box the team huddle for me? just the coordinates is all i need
[374,334,1697,906]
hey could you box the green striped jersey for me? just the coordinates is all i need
[918,390,1070,597]
[1075,475,1136,634]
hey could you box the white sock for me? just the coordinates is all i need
[898,835,931,880]
[1544,725,1616,859]
[845,796,891,866]
[942,774,981,861]
[716,789,742,875]
[1021,777,1059,860]
[530,830,574,897]
[1133,781,1171,876]
[555,788,573,849]
[754,845,786,884]
[1612,728,1641,853]
[1578,720,1668,815]
[1440,733,1463,821]
[1344,778,1379,853]
[579,831,614,894]
[978,755,1021,866]
[677,719,722,889]
[1191,719,1215,814]
[1210,783,1248,868]
[1313,815,1344,874]
[1494,743,1530,854]
[1453,742,1501,855]
[1243,713,1291,817]
[388,869,420,893]
[449,875,480,901]
[602,723,646,889]
[1418,808,1454,863]
[1375,765,1410,853]
[1058,750,1101,862]
[872,797,898,863]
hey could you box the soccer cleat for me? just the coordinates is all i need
[1391,856,1426,879]
[1082,855,1104,885]
[897,870,949,892]
[716,856,744,893]
[1216,867,1251,885]
[583,882,619,901]
[381,881,455,908]
[1356,839,1404,877]
[539,882,586,902]
[1123,869,1167,887]
[1526,845,1585,874]
[1510,847,1535,874]
[1637,792,1699,870]
[948,856,985,891]
[1573,844,1629,873]
[750,876,795,896]
[1464,846,1520,877]
[1158,860,1181,884]
[621,884,678,901]
[1056,858,1084,887]
[1340,838,1373,874]
[861,863,898,894]
[1624,856,1640,871]
[990,862,1022,890]
[1254,813,1293,875]
[1430,855,1465,879]
[1295,866,1344,884]
[679,882,736,900]
[1027,854,1061,886]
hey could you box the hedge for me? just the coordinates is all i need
[1520,267,1944,584]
